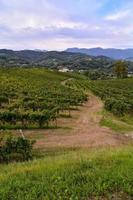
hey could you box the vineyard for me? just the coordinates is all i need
[1,69,133,199]
[0,68,88,129]
[89,78,133,116]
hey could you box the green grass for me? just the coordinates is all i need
[100,117,133,133]
[0,147,133,200]
[121,115,133,126]
[100,110,133,133]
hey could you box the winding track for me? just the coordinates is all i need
[25,93,130,150]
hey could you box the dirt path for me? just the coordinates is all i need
[23,93,130,151]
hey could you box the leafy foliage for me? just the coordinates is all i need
[113,61,128,78]
[83,70,111,80]
[0,136,35,163]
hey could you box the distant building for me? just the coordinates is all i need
[58,67,69,72]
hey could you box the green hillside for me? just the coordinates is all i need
[0,49,115,71]
[0,68,88,129]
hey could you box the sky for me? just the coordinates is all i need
[0,0,133,50]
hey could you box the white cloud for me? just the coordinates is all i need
[0,0,133,49]
[105,9,132,21]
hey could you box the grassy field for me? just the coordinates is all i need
[0,146,133,200]
[100,110,133,133]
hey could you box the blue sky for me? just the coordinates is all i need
[0,0,133,50]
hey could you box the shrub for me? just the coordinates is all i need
[0,136,35,163]
[105,98,131,116]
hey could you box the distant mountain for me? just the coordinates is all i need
[66,47,133,60]
[126,57,133,62]
[0,49,115,71]
[0,49,133,72]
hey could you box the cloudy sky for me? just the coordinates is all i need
[0,0,133,50]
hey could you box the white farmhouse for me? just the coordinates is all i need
[59,67,69,72]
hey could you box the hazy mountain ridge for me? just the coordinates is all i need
[66,47,133,60]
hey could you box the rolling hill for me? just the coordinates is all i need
[0,49,114,70]
[0,49,133,72]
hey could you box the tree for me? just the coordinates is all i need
[114,61,128,78]
[83,70,109,80]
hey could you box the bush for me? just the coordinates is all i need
[0,136,35,163]
[105,98,131,116]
